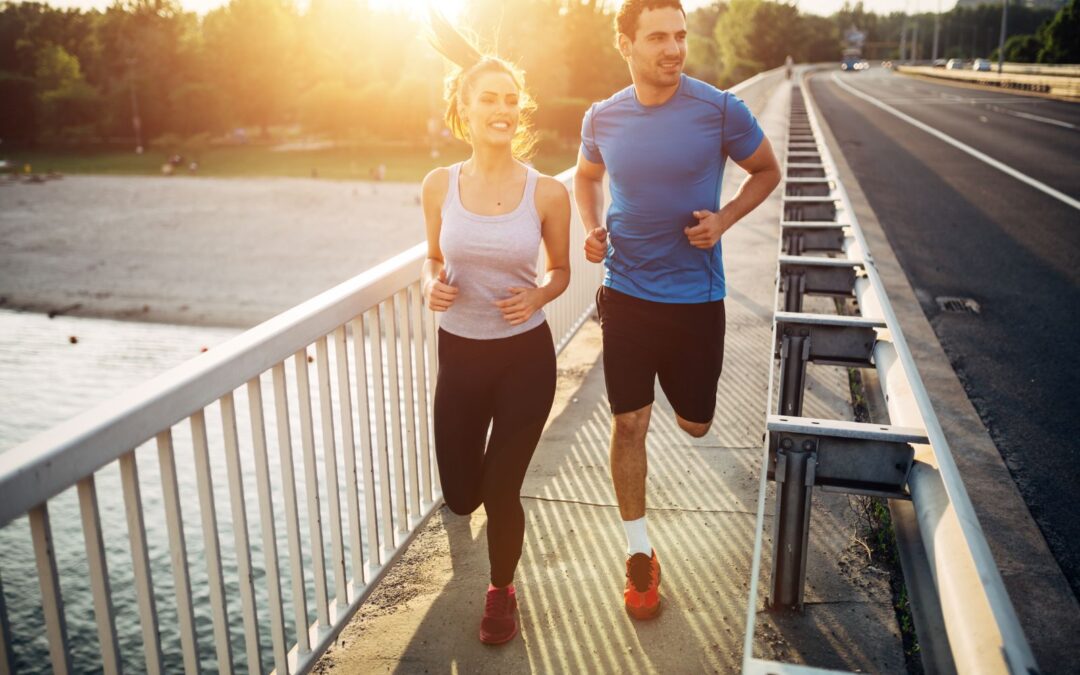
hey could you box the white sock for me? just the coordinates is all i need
[623,516,652,557]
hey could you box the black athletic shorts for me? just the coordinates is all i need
[595,285,726,424]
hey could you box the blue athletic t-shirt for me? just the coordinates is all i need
[580,74,764,303]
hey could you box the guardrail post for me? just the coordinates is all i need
[778,332,810,416]
[770,435,817,611]
[783,231,803,255]
[782,271,806,312]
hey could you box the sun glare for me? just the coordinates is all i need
[371,0,467,20]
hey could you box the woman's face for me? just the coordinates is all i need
[461,69,520,147]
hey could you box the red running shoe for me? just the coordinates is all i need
[479,584,518,645]
[624,550,661,620]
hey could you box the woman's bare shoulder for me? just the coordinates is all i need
[421,166,451,205]
[535,173,570,210]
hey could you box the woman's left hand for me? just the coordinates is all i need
[494,287,545,326]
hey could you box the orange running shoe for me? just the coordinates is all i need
[479,584,518,645]
[624,550,661,620]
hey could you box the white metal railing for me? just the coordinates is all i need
[741,72,1038,674]
[0,168,602,674]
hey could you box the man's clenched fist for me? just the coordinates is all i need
[584,227,608,263]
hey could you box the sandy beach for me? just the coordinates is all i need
[0,175,425,327]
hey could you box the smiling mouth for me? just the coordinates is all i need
[489,121,512,131]
[659,61,682,69]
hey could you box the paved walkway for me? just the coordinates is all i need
[316,76,908,674]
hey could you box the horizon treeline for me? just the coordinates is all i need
[0,0,1065,148]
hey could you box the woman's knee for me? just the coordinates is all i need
[443,488,482,516]
[480,480,522,516]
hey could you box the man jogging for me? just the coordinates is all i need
[574,0,780,620]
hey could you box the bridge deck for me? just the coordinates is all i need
[315,80,908,674]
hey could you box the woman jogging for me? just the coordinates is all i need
[422,13,571,645]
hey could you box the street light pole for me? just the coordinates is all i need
[126,57,143,154]
[998,0,1008,74]
[932,0,941,62]
[912,17,920,62]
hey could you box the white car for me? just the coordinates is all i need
[972,58,992,71]
[946,58,966,70]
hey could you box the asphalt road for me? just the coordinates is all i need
[807,68,1080,600]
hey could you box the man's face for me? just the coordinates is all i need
[619,7,687,89]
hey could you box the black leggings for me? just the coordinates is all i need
[434,322,557,587]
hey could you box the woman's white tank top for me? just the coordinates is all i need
[438,162,546,340]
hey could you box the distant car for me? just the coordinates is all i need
[946,58,966,70]
[972,58,992,71]
[855,59,870,71]
[881,60,894,69]
[932,59,947,68]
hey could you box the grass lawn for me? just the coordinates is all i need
[4,142,579,183]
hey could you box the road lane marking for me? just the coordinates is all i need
[830,72,1080,212]
[987,105,1076,129]
[905,73,1074,128]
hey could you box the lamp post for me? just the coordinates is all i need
[932,0,941,62]
[126,56,143,154]
[998,0,1008,74]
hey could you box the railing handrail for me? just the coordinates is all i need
[0,242,426,527]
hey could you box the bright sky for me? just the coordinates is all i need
[14,0,955,19]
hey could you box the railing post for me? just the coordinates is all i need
[777,332,810,417]
[770,436,816,611]
[29,504,72,675]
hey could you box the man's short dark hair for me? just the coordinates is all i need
[615,0,686,40]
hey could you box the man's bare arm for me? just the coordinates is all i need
[684,137,782,249]
[574,150,609,263]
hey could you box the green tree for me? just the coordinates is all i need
[33,43,101,139]
[749,1,802,69]
[0,72,37,141]
[299,80,366,135]
[686,1,724,85]
[203,0,298,136]
[999,33,1042,62]
[1037,0,1080,63]
[715,0,763,85]
[34,42,80,90]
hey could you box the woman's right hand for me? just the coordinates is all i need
[425,268,459,312]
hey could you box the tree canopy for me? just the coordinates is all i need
[0,0,1068,147]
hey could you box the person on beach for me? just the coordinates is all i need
[574,0,780,620]
[422,13,571,645]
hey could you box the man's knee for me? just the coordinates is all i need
[676,415,711,438]
[612,405,651,444]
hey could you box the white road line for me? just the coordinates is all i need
[830,71,1080,212]
[989,105,1076,129]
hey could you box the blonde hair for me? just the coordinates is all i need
[427,11,538,161]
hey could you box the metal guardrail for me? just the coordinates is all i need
[0,168,603,674]
[897,65,1080,99]
[742,74,1040,674]
[997,62,1080,77]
